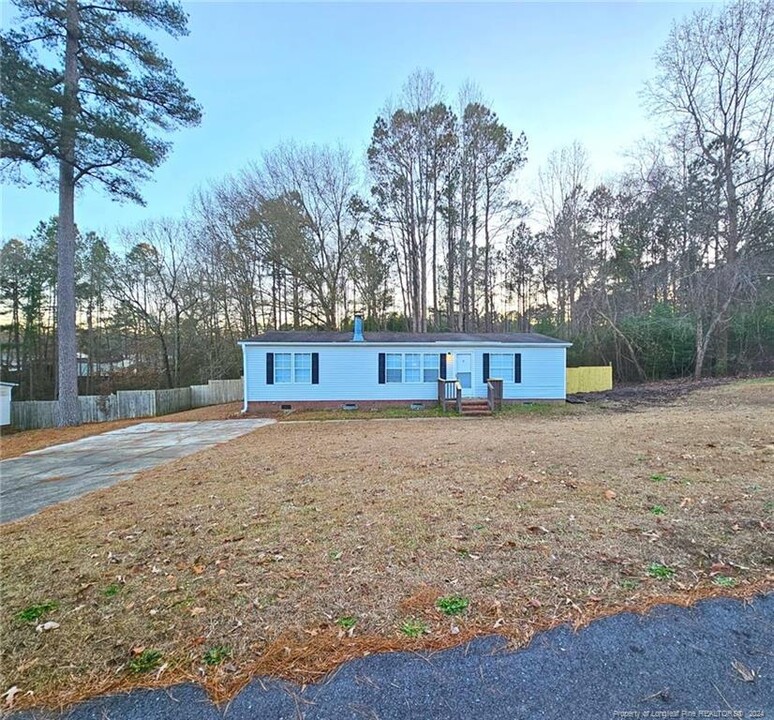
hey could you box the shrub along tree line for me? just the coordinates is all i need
[1,1,772,406]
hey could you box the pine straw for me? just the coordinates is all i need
[0,403,243,460]
[1,381,772,712]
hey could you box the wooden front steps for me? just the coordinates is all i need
[459,399,492,417]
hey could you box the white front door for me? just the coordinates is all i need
[455,353,473,397]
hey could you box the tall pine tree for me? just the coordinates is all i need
[1,0,201,425]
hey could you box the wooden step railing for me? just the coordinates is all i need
[439,379,503,414]
[487,378,504,412]
[437,378,462,413]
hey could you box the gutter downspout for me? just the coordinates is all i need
[240,343,249,414]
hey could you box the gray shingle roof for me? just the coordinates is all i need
[240,331,569,345]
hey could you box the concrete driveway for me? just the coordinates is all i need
[0,419,273,523]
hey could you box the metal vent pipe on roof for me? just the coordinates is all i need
[352,314,365,342]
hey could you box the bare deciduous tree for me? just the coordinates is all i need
[646,0,774,375]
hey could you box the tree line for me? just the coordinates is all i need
[2,0,773,403]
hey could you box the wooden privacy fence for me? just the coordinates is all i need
[204,379,243,405]
[155,388,192,416]
[9,378,243,430]
[566,365,613,394]
[10,401,61,430]
[80,393,118,423]
[191,384,209,408]
[190,379,242,408]
[116,390,156,419]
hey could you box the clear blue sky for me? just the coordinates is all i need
[1,1,711,242]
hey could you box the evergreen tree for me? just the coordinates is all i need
[1,0,201,424]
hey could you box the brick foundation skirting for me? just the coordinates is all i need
[245,399,433,415]
[244,397,564,415]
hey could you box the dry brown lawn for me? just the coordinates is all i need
[0,402,243,460]
[1,381,772,711]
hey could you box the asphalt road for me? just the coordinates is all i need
[13,594,773,719]
[0,420,273,523]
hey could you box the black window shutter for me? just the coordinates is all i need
[439,353,447,379]
[483,353,490,383]
[311,353,319,384]
[378,353,386,384]
[266,352,274,385]
[514,353,522,383]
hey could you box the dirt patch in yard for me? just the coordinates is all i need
[0,382,772,711]
[0,402,243,460]
[570,376,733,408]
[568,374,774,410]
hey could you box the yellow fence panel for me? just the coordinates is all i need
[566,366,613,394]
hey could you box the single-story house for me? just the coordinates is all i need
[239,317,571,414]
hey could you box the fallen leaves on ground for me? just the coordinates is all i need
[0,381,772,712]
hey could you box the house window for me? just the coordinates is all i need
[384,353,441,383]
[294,353,312,383]
[489,353,514,382]
[385,353,403,383]
[423,353,440,382]
[274,353,292,383]
[275,353,312,384]
[405,353,421,383]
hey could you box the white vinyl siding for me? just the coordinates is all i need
[489,353,514,382]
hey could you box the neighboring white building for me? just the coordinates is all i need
[76,353,137,377]
[0,382,17,426]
